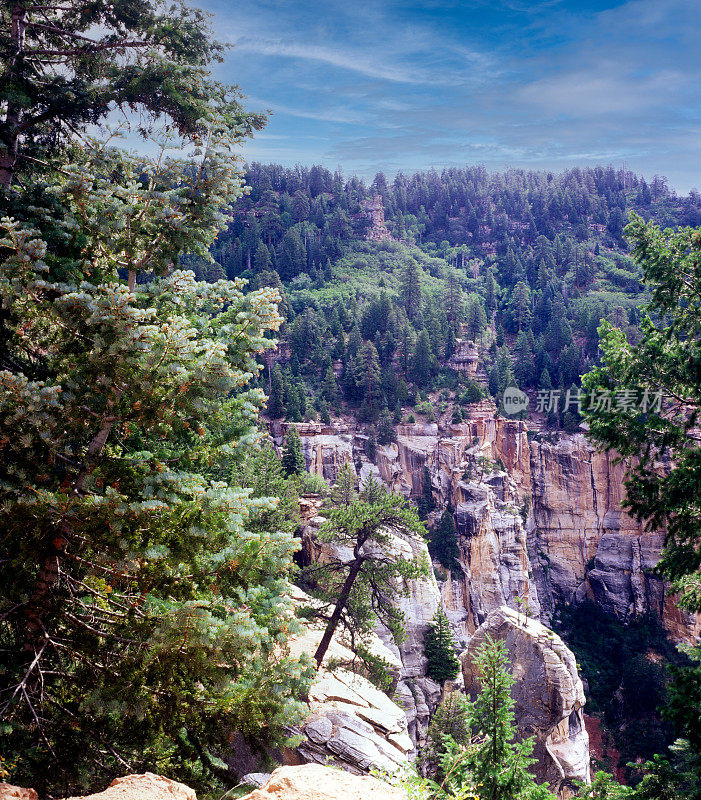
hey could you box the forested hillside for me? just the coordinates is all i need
[189,163,701,426]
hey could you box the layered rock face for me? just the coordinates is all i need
[286,586,413,774]
[529,433,699,639]
[462,607,590,794]
[284,410,698,641]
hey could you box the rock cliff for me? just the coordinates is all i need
[283,408,698,642]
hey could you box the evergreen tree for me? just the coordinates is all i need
[321,364,339,407]
[418,691,472,781]
[357,341,383,415]
[332,463,358,506]
[377,407,398,445]
[0,1,266,188]
[412,330,434,386]
[0,137,308,793]
[304,479,427,668]
[431,508,463,575]
[424,608,460,683]
[467,636,546,800]
[400,258,422,321]
[267,364,286,418]
[582,215,701,796]
[281,427,306,476]
[417,466,436,518]
[254,240,272,273]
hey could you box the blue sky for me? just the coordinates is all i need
[198,0,701,193]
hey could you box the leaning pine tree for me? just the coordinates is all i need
[0,122,310,793]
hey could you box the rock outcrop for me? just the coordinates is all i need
[462,606,590,794]
[0,786,38,800]
[528,433,699,640]
[238,764,406,800]
[286,586,413,774]
[288,413,698,642]
[64,774,196,800]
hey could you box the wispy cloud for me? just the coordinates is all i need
[233,37,429,84]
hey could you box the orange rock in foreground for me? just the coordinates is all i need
[239,765,406,800]
[64,773,196,800]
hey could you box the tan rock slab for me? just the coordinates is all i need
[238,765,406,800]
[63,773,196,800]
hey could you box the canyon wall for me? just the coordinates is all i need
[283,402,698,643]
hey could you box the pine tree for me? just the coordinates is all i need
[267,364,286,418]
[321,364,339,407]
[254,240,272,273]
[418,465,436,518]
[332,463,358,506]
[400,258,423,321]
[377,407,397,445]
[431,509,463,575]
[418,690,472,781]
[0,136,309,793]
[412,330,434,386]
[468,636,545,800]
[281,427,306,476]
[424,608,460,683]
[0,1,266,188]
[304,481,427,668]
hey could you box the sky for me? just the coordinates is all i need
[198,0,701,193]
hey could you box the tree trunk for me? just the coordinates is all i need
[0,5,27,187]
[23,402,120,650]
[314,556,364,668]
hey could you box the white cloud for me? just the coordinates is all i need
[517,69,682,117]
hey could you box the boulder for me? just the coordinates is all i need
[238,764,406,800]
[0,786,38,800]
[462,606,590,794]
[63,773,196,800]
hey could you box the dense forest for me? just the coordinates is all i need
[184,162,701,428]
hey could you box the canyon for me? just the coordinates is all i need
[287,400,699,645]
[275,400,699,794]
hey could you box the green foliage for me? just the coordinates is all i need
[581,215,701,790]
[267,364,286,418]
[574,771,633,799]
[424,609,461,684]
[281,427,306,476]
[430,509,463,575]
[0,133,310,794]
[553,601,680,778]
[399,635,557,800]
[0,0,264,188]
[418,691,472,782]
[467,636,554,800]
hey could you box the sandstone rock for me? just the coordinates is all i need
[238,764,406,800]
[528,433,699,640]
[0,785,38,800]
[299,433,354,484]
[462,606,590,794]
[63,773,196,800]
